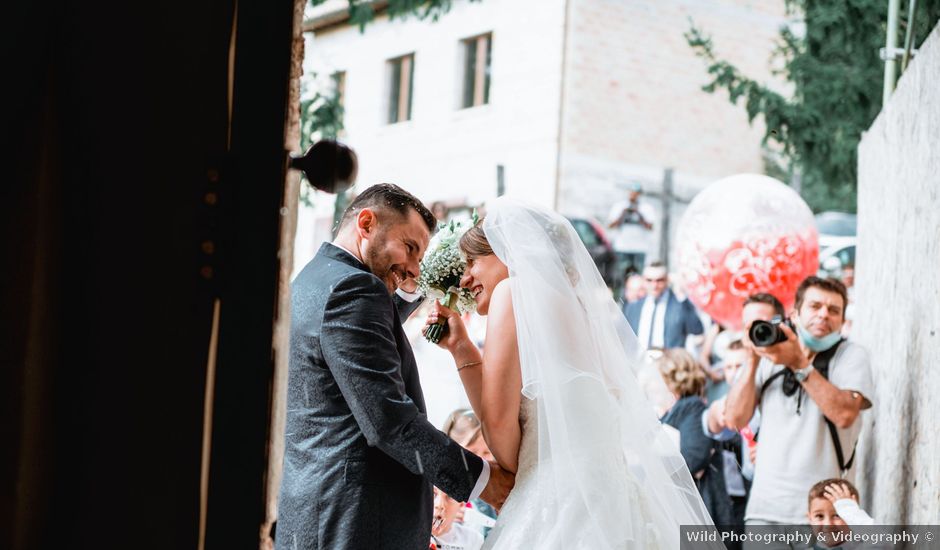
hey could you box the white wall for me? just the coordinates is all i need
[854,23,940,523]
[305,0,567,207]
[293,190,338,280]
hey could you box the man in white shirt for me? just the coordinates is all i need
[724,277,873,527]
[607,182,656,275]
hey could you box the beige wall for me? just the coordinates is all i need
[854,23,940,523]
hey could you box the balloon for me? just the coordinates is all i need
[676,174,818,330]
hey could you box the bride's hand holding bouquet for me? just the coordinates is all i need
[423,301,474,356]
[416,215,478,344]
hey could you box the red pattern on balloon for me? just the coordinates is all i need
[677,174,820,331]
[684,233,818,329]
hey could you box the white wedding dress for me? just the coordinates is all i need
[482,397,663,549]
[475,198,719,549]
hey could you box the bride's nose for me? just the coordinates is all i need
[459,272,472,289]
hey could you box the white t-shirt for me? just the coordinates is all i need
[606,199,656,253]
[745,341,874,524]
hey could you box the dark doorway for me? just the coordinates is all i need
[3,1,299,548]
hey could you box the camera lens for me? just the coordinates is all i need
[753,325,771,344]
[749,320,778,347]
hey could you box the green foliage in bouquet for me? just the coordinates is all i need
[417,213,479,343]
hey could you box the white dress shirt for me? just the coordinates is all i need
[637,293,669,350]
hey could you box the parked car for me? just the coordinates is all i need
[815,211,857,277]
[819,242,856,277]
[566,216,616,285]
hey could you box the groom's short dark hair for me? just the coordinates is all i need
[339,183,436,231]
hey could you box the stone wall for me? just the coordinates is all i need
[854,22,940,524]
[264,0,306,546]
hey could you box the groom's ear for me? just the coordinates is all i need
[356,208,377,238]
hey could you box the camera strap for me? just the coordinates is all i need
[758,339,855,475]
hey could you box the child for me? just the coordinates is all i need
[431,486,482,550]
[429,410,499,550]
[442,409,498,536]
[807,478,875,548]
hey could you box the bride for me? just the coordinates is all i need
[425,198,718,549]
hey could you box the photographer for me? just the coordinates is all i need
[724,277,873,527]
[607,182,655,275]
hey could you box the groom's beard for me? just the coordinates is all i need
[366,232,402,294]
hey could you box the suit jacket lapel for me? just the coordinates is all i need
[320,242,427,412]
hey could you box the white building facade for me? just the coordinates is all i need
[296,0,789,275]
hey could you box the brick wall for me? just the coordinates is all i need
[558,0,788,221]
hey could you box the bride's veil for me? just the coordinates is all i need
[482,197,716,547]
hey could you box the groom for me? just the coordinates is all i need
[277,184,513,550]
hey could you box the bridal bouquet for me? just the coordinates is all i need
[417,214,478,344]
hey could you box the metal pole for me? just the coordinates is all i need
[659,168,673,269]
[902,0,918,71]
[497,164,505,196]
[883,0,901,104]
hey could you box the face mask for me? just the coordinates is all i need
[796,321,842,352]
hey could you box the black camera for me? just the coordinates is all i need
[748,316,793,347]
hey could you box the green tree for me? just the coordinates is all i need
[298,74,344,207]
[300,75,344,152]
[686,0,940,212]
[310,0,481,30]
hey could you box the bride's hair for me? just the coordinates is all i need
[460,215,580,286]
[459,221,492,259]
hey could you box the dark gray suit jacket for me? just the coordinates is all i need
[276,243,484,550]
[660,396,734,525]
[623,289,704,349]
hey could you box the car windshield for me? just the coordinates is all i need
[570,219,601,247]
[815,212,857,237]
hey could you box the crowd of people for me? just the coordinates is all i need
[619,262,872,548]
[418,247,869,549]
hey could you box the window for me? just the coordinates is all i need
[332,71,346,135]
[387,54,414,124]
[332,71,346,107]
[462,33,491,108]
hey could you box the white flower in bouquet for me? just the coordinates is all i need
[417,214,478,342]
